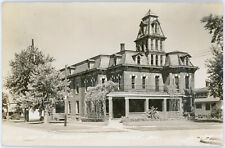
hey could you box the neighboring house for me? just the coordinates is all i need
[194,82,222,119]
[60,10,198,120]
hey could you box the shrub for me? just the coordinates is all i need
[211,108,223,119]
[146,106,159,119]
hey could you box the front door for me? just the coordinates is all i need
[113,98,125,118]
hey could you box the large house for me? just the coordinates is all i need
[59,10,198,120]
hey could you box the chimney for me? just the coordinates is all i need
[206,80,210,87]
[120,43,125,51]
[32,39,34,47]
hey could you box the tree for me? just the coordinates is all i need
[2,92,9,119]
[5,41,55,121]
[201,14,223,100]
[201,14,223,45]
[206,45,223,100]
[26,62,71,123]
[85,81,118,119]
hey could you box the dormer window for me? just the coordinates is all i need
[186,57,189,66]
[160,40,163,50]
[114,57,117,65]
[137,56,141,65]
[155,23,158,33]
[102,78,105,84]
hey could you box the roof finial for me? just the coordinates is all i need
[145,9,151,16]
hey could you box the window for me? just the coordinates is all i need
[137,56,141,65]
[142,76,146,89]
[118,76,121,89]
[151,54,154,65]
[185,76,189,89]
[141,44,144,51]
[56,102,65,113]
[196,103,202,109]
[174,76,179,91]
[76,101,79,114]
[186,57,189,65]
[102,78,105,84]
[206,103,211,110]
[145,40,148,50]
[160,40,163,50]
[76,86,79,94]
[151,23,155,32]
[129,99,145,112]
[68,101,71,113]
[155,23,158,33]
[151,39,153,50]
[155,39,158,50]
[160,55,163,66]
[131,76,135,89]
[85,83,88,92]
[114,57,117,65]
[156,55,158,66]
[155,76,159,91]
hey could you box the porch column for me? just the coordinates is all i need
[163,99,167,119]
[190,97,192,111]
[108,97,113,119]
[179,98,183,114]
[163,99,167,112]
[125,97,129,117]
[145,98,149,112]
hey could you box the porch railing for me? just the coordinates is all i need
[116,84,166,92]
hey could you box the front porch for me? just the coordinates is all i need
[107,92,183,119]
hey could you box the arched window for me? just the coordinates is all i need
[185,75,189,89]
[137,56,141,65]
[174,76,179,91]
[142,76,146,89]
[131,76,135,89]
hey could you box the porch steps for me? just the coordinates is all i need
[105,119,124,129]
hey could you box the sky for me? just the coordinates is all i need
[2,2,223,88]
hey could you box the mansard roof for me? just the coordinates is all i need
[164,50,196,68]
[166,51,191,57]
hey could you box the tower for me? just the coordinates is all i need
[135,10,166,53]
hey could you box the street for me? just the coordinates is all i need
[2,120,223,146]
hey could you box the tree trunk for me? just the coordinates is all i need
[24,108,29,122]
[103,100,106,118]
[44,107,49,124]
[6,104,9,121]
